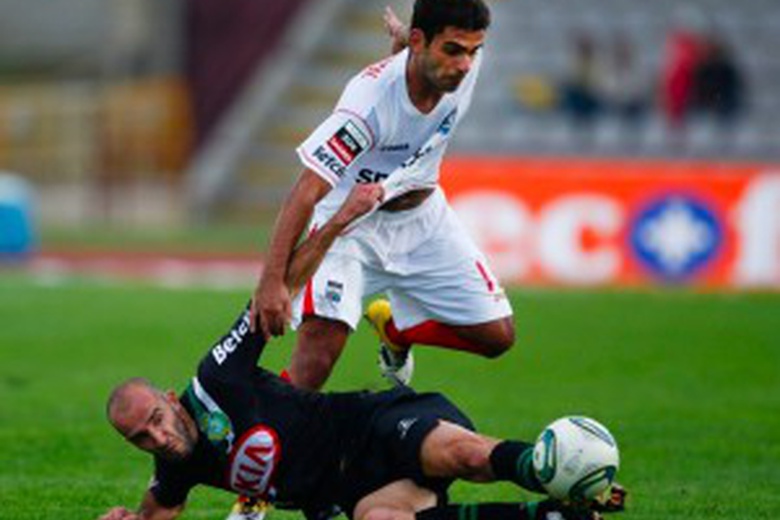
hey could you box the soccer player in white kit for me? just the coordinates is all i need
[252,0,514,390]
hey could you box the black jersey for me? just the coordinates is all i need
[149,305,473,517]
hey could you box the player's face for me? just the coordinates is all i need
[417,27,485,92]
[116,388,198,461]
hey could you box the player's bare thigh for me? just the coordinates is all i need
[353,479,437,520]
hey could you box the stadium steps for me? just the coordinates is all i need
[226,0,410,213]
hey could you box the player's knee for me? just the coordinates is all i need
[481,320,515,358]
[451,439,491,476]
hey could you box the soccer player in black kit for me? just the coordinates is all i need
[97,184,625,520]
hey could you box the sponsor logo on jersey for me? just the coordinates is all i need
[326,121,370,166]
[629,195,722,281]
[380,143,410,152]
[313,145,347,178]
[211,311,252,365]
[227,425,280,499]
[397,417,418,440]
[356,168,390,184]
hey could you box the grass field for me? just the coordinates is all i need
[1,272,778,519]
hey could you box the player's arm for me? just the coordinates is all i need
[384,6,408,54]
[251,169,332,336]
[285,182,383,296]
[97,490,184,520]
[205,182,383,376]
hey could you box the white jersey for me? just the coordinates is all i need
[297,48,482,223]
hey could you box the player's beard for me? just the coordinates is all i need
[165,408,198,460]
[422,55,465,93]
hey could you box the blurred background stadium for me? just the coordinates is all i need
[0,0,778,289]
[1,2,779,519]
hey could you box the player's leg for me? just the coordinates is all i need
[289,317,350,389]
[353,479,437,520]
[379,312,515,357]
[419,420,544,492]
[367,205,514,371]
[288,252,368,390]
[415,501,602,520]
[419,421,628,515]
[370,391,542,493]
[353,479,599,520]
[369,258,513,365]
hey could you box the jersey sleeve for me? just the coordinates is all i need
[296,109,376,187]
[149,462,193,508]
[197,302,268,382]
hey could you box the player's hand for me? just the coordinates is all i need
[334,183,384,227]
[98,506,140,520]
[384,6,408,53]
[251,276,292,337]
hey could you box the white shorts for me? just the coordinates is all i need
[291,189,512,331]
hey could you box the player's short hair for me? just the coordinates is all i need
[411,0,491,43]
[106,377,157,420]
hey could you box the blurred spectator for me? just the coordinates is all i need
[560,31,604,125]
[601,32,649,125]
[511,74,557,113]
[659,8,708,128]
[692,38,745,123]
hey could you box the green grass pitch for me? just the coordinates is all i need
[1,273,778,519]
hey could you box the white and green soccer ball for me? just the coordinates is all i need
[532,416,620,501]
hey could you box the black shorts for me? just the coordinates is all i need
[334,389,475,517]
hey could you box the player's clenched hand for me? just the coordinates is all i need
[98,506,140,520]
[334,183,384,227]
[251,276,291,337]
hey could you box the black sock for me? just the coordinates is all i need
[416,503,537,520]
[415,500,583,520]
[489,441,545,493]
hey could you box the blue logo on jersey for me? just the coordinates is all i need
[437,109,457,136]
[630,196,722,281]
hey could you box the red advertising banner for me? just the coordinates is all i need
[440,157,780,288]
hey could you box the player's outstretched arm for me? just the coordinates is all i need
[97,490,184,520]
[286,182,384,297]
[251,170,332,336]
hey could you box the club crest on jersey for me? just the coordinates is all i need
[437,108,457,136]
[202,410,232,444]
[326,120,370,166]
[401,108,458,170]
[325,280,344,303]
[227,425,280,499]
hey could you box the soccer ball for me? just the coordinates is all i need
[532,416,620,501]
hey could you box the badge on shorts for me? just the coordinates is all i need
[326,120,370,166]
[325,280,344,303]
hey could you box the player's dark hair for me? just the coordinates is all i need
[411,0,491,43]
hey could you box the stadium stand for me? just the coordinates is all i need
[0,0,778,223]
[187,0,780,217]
